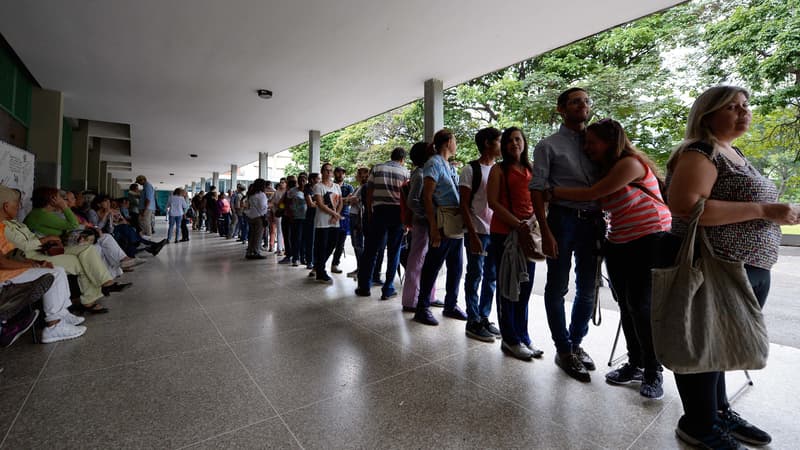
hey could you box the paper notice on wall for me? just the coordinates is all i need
[0,139,36,219]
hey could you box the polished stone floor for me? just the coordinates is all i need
[1,224,798,449]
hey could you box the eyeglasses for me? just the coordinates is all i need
[568,97,593,107]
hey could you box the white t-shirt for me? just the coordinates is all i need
[459,162,493,235]
[313,182,342,229]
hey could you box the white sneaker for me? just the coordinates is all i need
[41,322,86,344]
[60,312,85,326]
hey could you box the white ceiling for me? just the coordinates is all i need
[1,0,683,187]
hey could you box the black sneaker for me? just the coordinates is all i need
[718,408,772,446]
[480,318,501,338]
[676,417,744,449]
[0,309,39,348]
[555,352,590,382]
[316,274,333,284]
[465,321,495,343]
[572,346,596,371]
[413,308,438,326]
[605,363,644,385]
[640,371,664,400]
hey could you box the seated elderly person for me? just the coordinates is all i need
[0,253,86,343]
[1,185,129,313]
[25,187,144,277]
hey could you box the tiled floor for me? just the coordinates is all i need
[1,226,798,449]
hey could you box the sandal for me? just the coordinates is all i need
[83,303,109,314]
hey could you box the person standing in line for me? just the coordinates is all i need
[529,87,603,382]
[330,167,354,274]
[400,142,442,312]
[413,129,467,325]
[205,186,219,234]
[217,192,232,238]
[191,191,204,231]
[551,118,671,399]
[135,175,156,236]
[354,148,409,299]
[245,179,269,260]
[666,86,797,448]
[229,185,242,239]
[180,189,191,242]
[346,168,370,278]
[487,127,545,360]
[303,173,319,272]
[269,178,287,255]
[167,188,188,243]
[278,176,297,264]
[460,127,502,342]
[287,174,308,266]
[127,183,141,232]
[312,164,342,283]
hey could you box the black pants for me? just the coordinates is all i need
[314,227,339,278]
[281,216,293,258]
[673,265,771,434]
[605,232,665,374]
[180,218,190,241]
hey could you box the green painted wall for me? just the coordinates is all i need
[0,46,32,128]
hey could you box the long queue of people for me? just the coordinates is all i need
[232,85,795,450]
[0,182,168,347]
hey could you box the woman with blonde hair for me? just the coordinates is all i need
[666,85,797,448]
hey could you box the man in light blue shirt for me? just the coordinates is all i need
[529,88,604,383]
[135,175,156,236]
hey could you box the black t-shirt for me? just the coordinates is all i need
[304,185,316,219]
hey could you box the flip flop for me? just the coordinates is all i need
[83,303,109,314]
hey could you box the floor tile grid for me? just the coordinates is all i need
[174,268,304,449]
[428,354,609,450]
[0,345,56,448]
[625,397,681,450]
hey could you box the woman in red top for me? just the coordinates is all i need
[552,119,670,400]
[487,127,544,361]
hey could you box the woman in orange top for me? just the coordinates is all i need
[486,127,544,361]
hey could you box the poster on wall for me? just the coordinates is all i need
[0,139,36,219]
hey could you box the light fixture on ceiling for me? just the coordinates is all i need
[169,173,174,176]
[257,89,273,99]
[189,154,198,158]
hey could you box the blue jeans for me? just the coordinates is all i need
[543,205,604,354]
[492,233,535,346]
[168,215,182,241]
[358,205,404,296]
[238,213,249,240]
[416,235,463,310]
[464,233,497,323]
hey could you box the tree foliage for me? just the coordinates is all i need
[282,0,798,199]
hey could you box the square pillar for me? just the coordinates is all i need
[308,130,320,174]
[230,164,238,189]
[191,181,197,194]
[29,88,64,188]
[200,177,207,191]
[87,137,101,192]
[70,119,89,191]
[212,172,219,190]
[258,152,269,180]
[99,161,108,193]
[424,79,443,143]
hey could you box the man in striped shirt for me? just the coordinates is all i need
[355,148,409,299]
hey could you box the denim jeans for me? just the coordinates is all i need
[491,233,535,346]
[349,213,364,263]
[238,213,249,240]
[543,205,604,354]
[673,265,771,435]
[358,205,404,296]
[416,235,463,310]
[168,215,182,241]
[219,212,231,237]
[332,215,350,266]
[314,227,339,277]
[463,233,497,323]
[289,219,304,263]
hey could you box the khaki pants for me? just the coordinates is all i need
[139,209,154,236]
[29,244,112,305]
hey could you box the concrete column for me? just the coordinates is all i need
[191,181,197,194]
[212,172,219,190]
[200,177,207,191]
[29,88,64,188]
[424,79,443,143]
[70,119,89,191]
[105,172,112,196]
[258,152,269,179]
[230,164,238,190]
[308,130,320,173]
[87,138,101,191]
[99,162,108,193]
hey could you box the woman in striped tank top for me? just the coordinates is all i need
[551,119,670,400]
